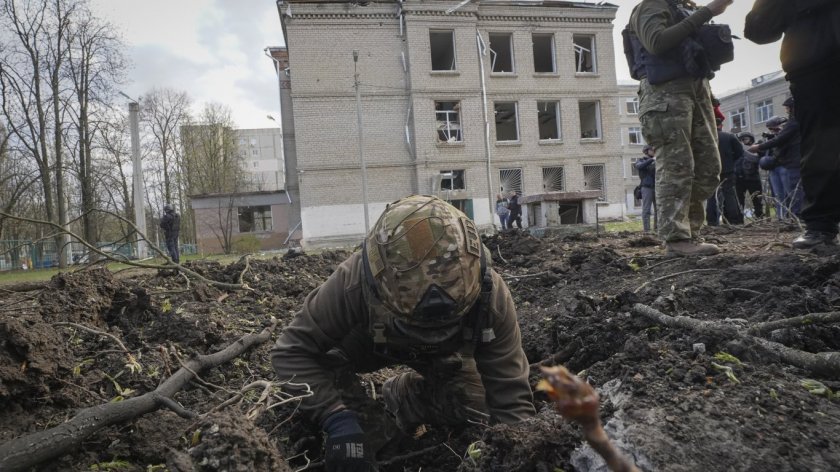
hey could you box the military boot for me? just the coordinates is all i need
[792,231,838,249]
[665,239,720,256]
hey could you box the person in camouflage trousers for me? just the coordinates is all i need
[271,195,535,472]
[628,0,734,256]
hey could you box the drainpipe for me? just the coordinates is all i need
[476,30,495,229]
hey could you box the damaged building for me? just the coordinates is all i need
[270,0,621,247]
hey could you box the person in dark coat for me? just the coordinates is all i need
[707,119,745,225]
[159,204,181,263]
[506,191,522,229]
[749,103,802,221]
[745,0,840,248]
[635,145,658,232]
[735,132,764,219]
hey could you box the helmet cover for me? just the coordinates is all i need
[365,195,482,327]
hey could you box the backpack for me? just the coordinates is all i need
[634,185,643,200]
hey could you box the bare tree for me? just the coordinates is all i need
[181,103,244,254]
[141,88,190,205]
[64,2,125,245]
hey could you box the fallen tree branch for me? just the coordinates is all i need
[632,304,840,378]
[0,281,48,292]
[54,322,130,353]
[502,271,550,281]
[0,319,278,472]
[633,269,720,293]
[749,311,840,336]
[496,246,508,265]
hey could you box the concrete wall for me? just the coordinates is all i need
[191,192,291,253]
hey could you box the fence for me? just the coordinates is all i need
[0,240,198,272]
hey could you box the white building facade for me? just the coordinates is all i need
[276,0,622,247]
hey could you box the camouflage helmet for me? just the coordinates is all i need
[363,195,483,330]
[737,132,755,145]
[163,203,174,213]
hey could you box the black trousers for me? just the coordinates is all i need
[736,178,764,218]
[791,63,840,235]
[706,173,743,225]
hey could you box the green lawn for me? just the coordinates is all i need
[0,253,242,286]
[602,219,644,233]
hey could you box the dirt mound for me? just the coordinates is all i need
[3,227,840,471]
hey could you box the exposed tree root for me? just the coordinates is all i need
[632,304,840,378]
[0,281,47,292]
[0,320,278,472]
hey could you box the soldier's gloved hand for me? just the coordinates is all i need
[322,409,372,472]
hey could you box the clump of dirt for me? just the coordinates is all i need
[3,224,840,471]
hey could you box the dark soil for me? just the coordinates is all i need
[2,223,840,471]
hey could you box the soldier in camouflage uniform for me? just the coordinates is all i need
[271,195,535,472]
[627,0,734,256]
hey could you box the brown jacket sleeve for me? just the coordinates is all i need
[270,252,367,424]
[474,269,536,423]
[630,0,713,55]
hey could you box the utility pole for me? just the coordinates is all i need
[353,50,371,234]
[127,99,147,259]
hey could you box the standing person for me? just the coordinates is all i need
[495,194,510,230]
[507,191,522,229]
[735,132,764,219]
[756,117,788,220]
[159,204,181,264]
[635,145,658,232]
[750,108,801,220]
[625,0,735,256]
[706,118,745,225]
[745,0,840,248]
[271,195,535,471]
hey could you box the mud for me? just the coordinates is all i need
[2,224,840,471]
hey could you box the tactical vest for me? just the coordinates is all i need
[623,0,733,85]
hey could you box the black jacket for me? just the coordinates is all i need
[756,119,801,169]
[745,0,840,79]
[736,149,762,181]
[635,156,656,188]
[160,211,181,239]
[507,195,521,217]
[717,129,744,175]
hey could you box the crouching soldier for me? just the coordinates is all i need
[271,195,535,471]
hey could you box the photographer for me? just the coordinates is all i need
[750,98,802,220]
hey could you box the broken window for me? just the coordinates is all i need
[489,33,514,73]
[583,164,605,200]
[579,101,601,139]
[630,158,640,177]
[542,166,564,192]
[532,33,555,73]
[435,101,462,142]
[625,98,639,115]
[494,101,519,142]
[628,127,643,145]
[440,170,465,190]
[573,34,596,73]
[238,205,272,233]
[537,101,561,140]
[499,168,523,196]
[430,30,456,71]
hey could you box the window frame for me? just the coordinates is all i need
[572,34,597,74]
[537,100,562,141]
[435,100,463,143]
[494,101,520,142]
[489,32,515,74]
[238,205,273,233]
[729,107,747,130]
[429,30,457,72]
[578,100,602,140]
[625,97,639,115]
[756,100,774,124]
[628,126,644,146]
[531,33,556,74]
[439,169,466,191]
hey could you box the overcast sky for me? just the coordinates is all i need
[92,0,783,130]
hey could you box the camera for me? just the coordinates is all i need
[761,132,776,140]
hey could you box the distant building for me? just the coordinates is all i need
[617,82,644,215]
[271,0,625,248]
[717,71,791,136]
[184,125,294,253]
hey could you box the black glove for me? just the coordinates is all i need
[322,409,371,472]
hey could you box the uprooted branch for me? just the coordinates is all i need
[632,304,840,378]
[0,320,278,472]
